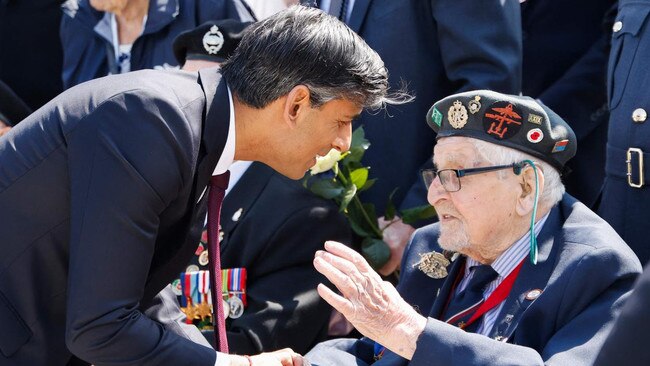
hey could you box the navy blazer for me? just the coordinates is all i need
[60,0,254,89]
[521,0,614,207]
[313,0,522,216]
[597,0,650,264]
[306,195,641,365]
[0,68,230,365]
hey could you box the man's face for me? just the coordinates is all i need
[428,137,522,256]
[89,0,129,13]
[274,98,360,180]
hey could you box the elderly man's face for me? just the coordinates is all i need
[428,137,522,256]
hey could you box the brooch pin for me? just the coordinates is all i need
[413,251,451,279]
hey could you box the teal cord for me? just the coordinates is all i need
[522,159,539,265]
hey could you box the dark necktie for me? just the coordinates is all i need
[207,171,230,353]
[443,264,498,332]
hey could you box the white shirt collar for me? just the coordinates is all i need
[212,86,236,175]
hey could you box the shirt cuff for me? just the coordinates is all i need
[215,351,231,366]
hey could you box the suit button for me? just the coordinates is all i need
[632,108,647,123]
[613,21,623,32]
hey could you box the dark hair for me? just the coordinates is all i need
[221,5,406,109]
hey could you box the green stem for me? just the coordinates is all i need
[336,167,383,238]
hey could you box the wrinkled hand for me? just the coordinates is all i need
[314,241,426,360]
[377,216,415,276]
[242,348,303,366]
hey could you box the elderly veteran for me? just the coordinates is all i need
[306,90,642,366]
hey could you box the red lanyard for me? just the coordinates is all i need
[445,258,525,329]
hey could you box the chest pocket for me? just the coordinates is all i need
[608,5,650,110]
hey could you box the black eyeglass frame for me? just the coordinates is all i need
[421,162,525,192]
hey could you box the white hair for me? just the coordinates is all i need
[468,139,565,209]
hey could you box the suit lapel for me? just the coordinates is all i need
[219,163,274,251]
[488,206,563,341]
[347,0,371,33]
[427,256,465,320]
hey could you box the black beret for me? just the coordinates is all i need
[426,90,577,172]
[173,19,253,65]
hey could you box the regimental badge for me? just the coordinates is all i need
[551,139,569,153]
[171,279,182,296]
[228,296,245,319]
[431,106,443,127]
[527,113,543,125]
[483,101,523,140]
[203,25,224,55]
[195,242,205,256]
[412,251,450,279]
[468,96,482,114]
[527,128,544,144]
[448,100,469,129]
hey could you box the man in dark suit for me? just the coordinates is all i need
[597,0,650,264]
[521,0,614,207]
[171,22,352,355]
[306,91,641,365]
[0,7,395,365]
[310,0,522,275]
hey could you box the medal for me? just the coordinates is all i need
[228,296,245,319]
[198,250,209,266]
[222,299,230,318]
[413,251,450,279]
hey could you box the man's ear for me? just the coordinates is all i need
[516,164,545,217]
[283,85,311,127]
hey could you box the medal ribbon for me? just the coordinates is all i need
[446,259,525,329]
[182,272,193,324]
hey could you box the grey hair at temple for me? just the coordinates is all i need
[220,5,411,109]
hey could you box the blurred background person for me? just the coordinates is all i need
[521,0,614,208]
[0,0,65,110]
[59,0,255,89]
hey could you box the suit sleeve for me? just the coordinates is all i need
[409,246,640,366]
[594,260,650,365]
[227,203,351,355]
[399,0,522,213]
[64,90,216,365]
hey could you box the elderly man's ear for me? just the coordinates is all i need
[516,165,545,216]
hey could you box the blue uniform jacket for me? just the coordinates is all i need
[306,195,641,365]
[60,0,253,89]
[598,0,650,264]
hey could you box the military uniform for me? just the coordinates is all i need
[598,0,650,264]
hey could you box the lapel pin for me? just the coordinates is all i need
[413,250,450,279]
[525,289,543,300]
[232,208,243,222]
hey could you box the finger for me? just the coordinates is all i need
[316,250,360,277]
[324,241,375,273]
[314,255,360,299]
[291,353,304,366]
[317,283,354,316]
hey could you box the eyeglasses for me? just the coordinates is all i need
[421,162,524,192]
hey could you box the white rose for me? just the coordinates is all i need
[310,149,342,175]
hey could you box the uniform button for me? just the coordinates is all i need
[632,108,647,123]
[613,21,623,33]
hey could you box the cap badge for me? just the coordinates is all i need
[448,100,469,129]
[483,102,523,139]
[431,106,443,127]
[551,139,569,153]
[527,128,544,143]
[203,25,225,55]
[413,251,450,279]
[527,113,543,125]
[468,96,482,114]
